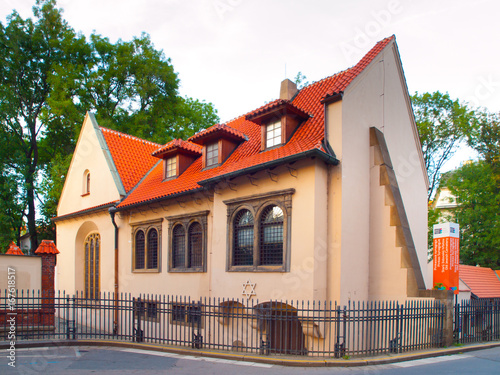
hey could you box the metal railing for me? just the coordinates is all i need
[454,298,500,344]
[0,290,453,357]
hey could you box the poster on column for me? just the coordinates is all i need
[433,222,459,294]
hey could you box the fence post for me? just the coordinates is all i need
[133,297,144,343]
[192,299,203,349]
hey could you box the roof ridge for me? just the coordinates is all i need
[100,126,161,147]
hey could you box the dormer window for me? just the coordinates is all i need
[245,99,310,151]
[266,120,282,148]
[206,142,219,167]
[165,157,177,179]
[188,124,247,170]
[152,139,202,180]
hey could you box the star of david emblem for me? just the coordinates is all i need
[242,280,256,299]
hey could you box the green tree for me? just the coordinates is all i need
[446,161,500,268]
[411,92,475,200]
[0,0,219,250]
[0,0,82,250]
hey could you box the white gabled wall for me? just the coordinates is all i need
[327,41,429,303]
[57,113,122,217]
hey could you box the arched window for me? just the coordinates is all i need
[84,233,100,299]
[147,228,158,269]
[188,222,203,268]
[135,230,145,269]
[233,209,254,266]
[259,205,284,265]
[83,170,90,195]
[172,224,185,269]
[132,221,162,272]
[167,212,208,272]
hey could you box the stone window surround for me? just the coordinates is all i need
[166,210,209,273]
[224,188,294,272]
[131,219,162,273]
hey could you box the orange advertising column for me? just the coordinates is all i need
[433,222,459,294]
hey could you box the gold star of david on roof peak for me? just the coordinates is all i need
[242,280,256,299]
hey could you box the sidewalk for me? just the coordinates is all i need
[2,339,500,367]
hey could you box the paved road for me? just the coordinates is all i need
[2,345,500,374]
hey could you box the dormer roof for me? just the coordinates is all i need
[188,123,247,145]
[245,99,310,125]
[152,139,202,159]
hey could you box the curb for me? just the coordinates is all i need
[2,339,500,367]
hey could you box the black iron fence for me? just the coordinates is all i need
[454,298,500,344]
[2,290,492,358]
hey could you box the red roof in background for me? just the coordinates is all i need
[152,139,202,159]
[496,270,500,279]
[6,241,24,255]
[100,127,161,192]
[115,36,395,209]
[35,240,60,255]
[459,265,500,299]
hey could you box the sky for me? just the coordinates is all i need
[1,0,498,168]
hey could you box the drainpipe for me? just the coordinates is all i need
[109,207,119,334]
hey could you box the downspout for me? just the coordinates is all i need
[109,207,119,334]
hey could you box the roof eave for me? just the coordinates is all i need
[115,187,206,212]
[198,148,339,187]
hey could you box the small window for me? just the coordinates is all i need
[266,121,282,148]
[206,142,219,167]
[82,170,91,196]
[165,157,177,178]
[167,212,209,272]
[134,300,159,322]
[132,221,162,272]
[171,302,203,327]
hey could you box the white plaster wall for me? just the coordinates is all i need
[57,114,122,217]
[327,42,429,303]
[0,255,41,291]
[55,212,115,295]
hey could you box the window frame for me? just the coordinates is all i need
[265,120,282,148]
[170,302,204,327]
[164,156,177,179]
[205,142,219,168]
[224,189,294,272]
[131,219,162,273]
[134,299,160,323]
[82,170,91,196]
[167,211,209,273]
[84,232,100,300]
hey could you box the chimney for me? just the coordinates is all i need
[280,79,298,100]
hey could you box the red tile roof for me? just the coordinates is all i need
[152,139,202,159]
[35,240,60,255]
[100,127,161,192]
[496,270,500,279]
[459,265,500,299]
[6,241,24,255]
[116,36,395,209]
[188,123,248,145]
[245,99,310,124]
